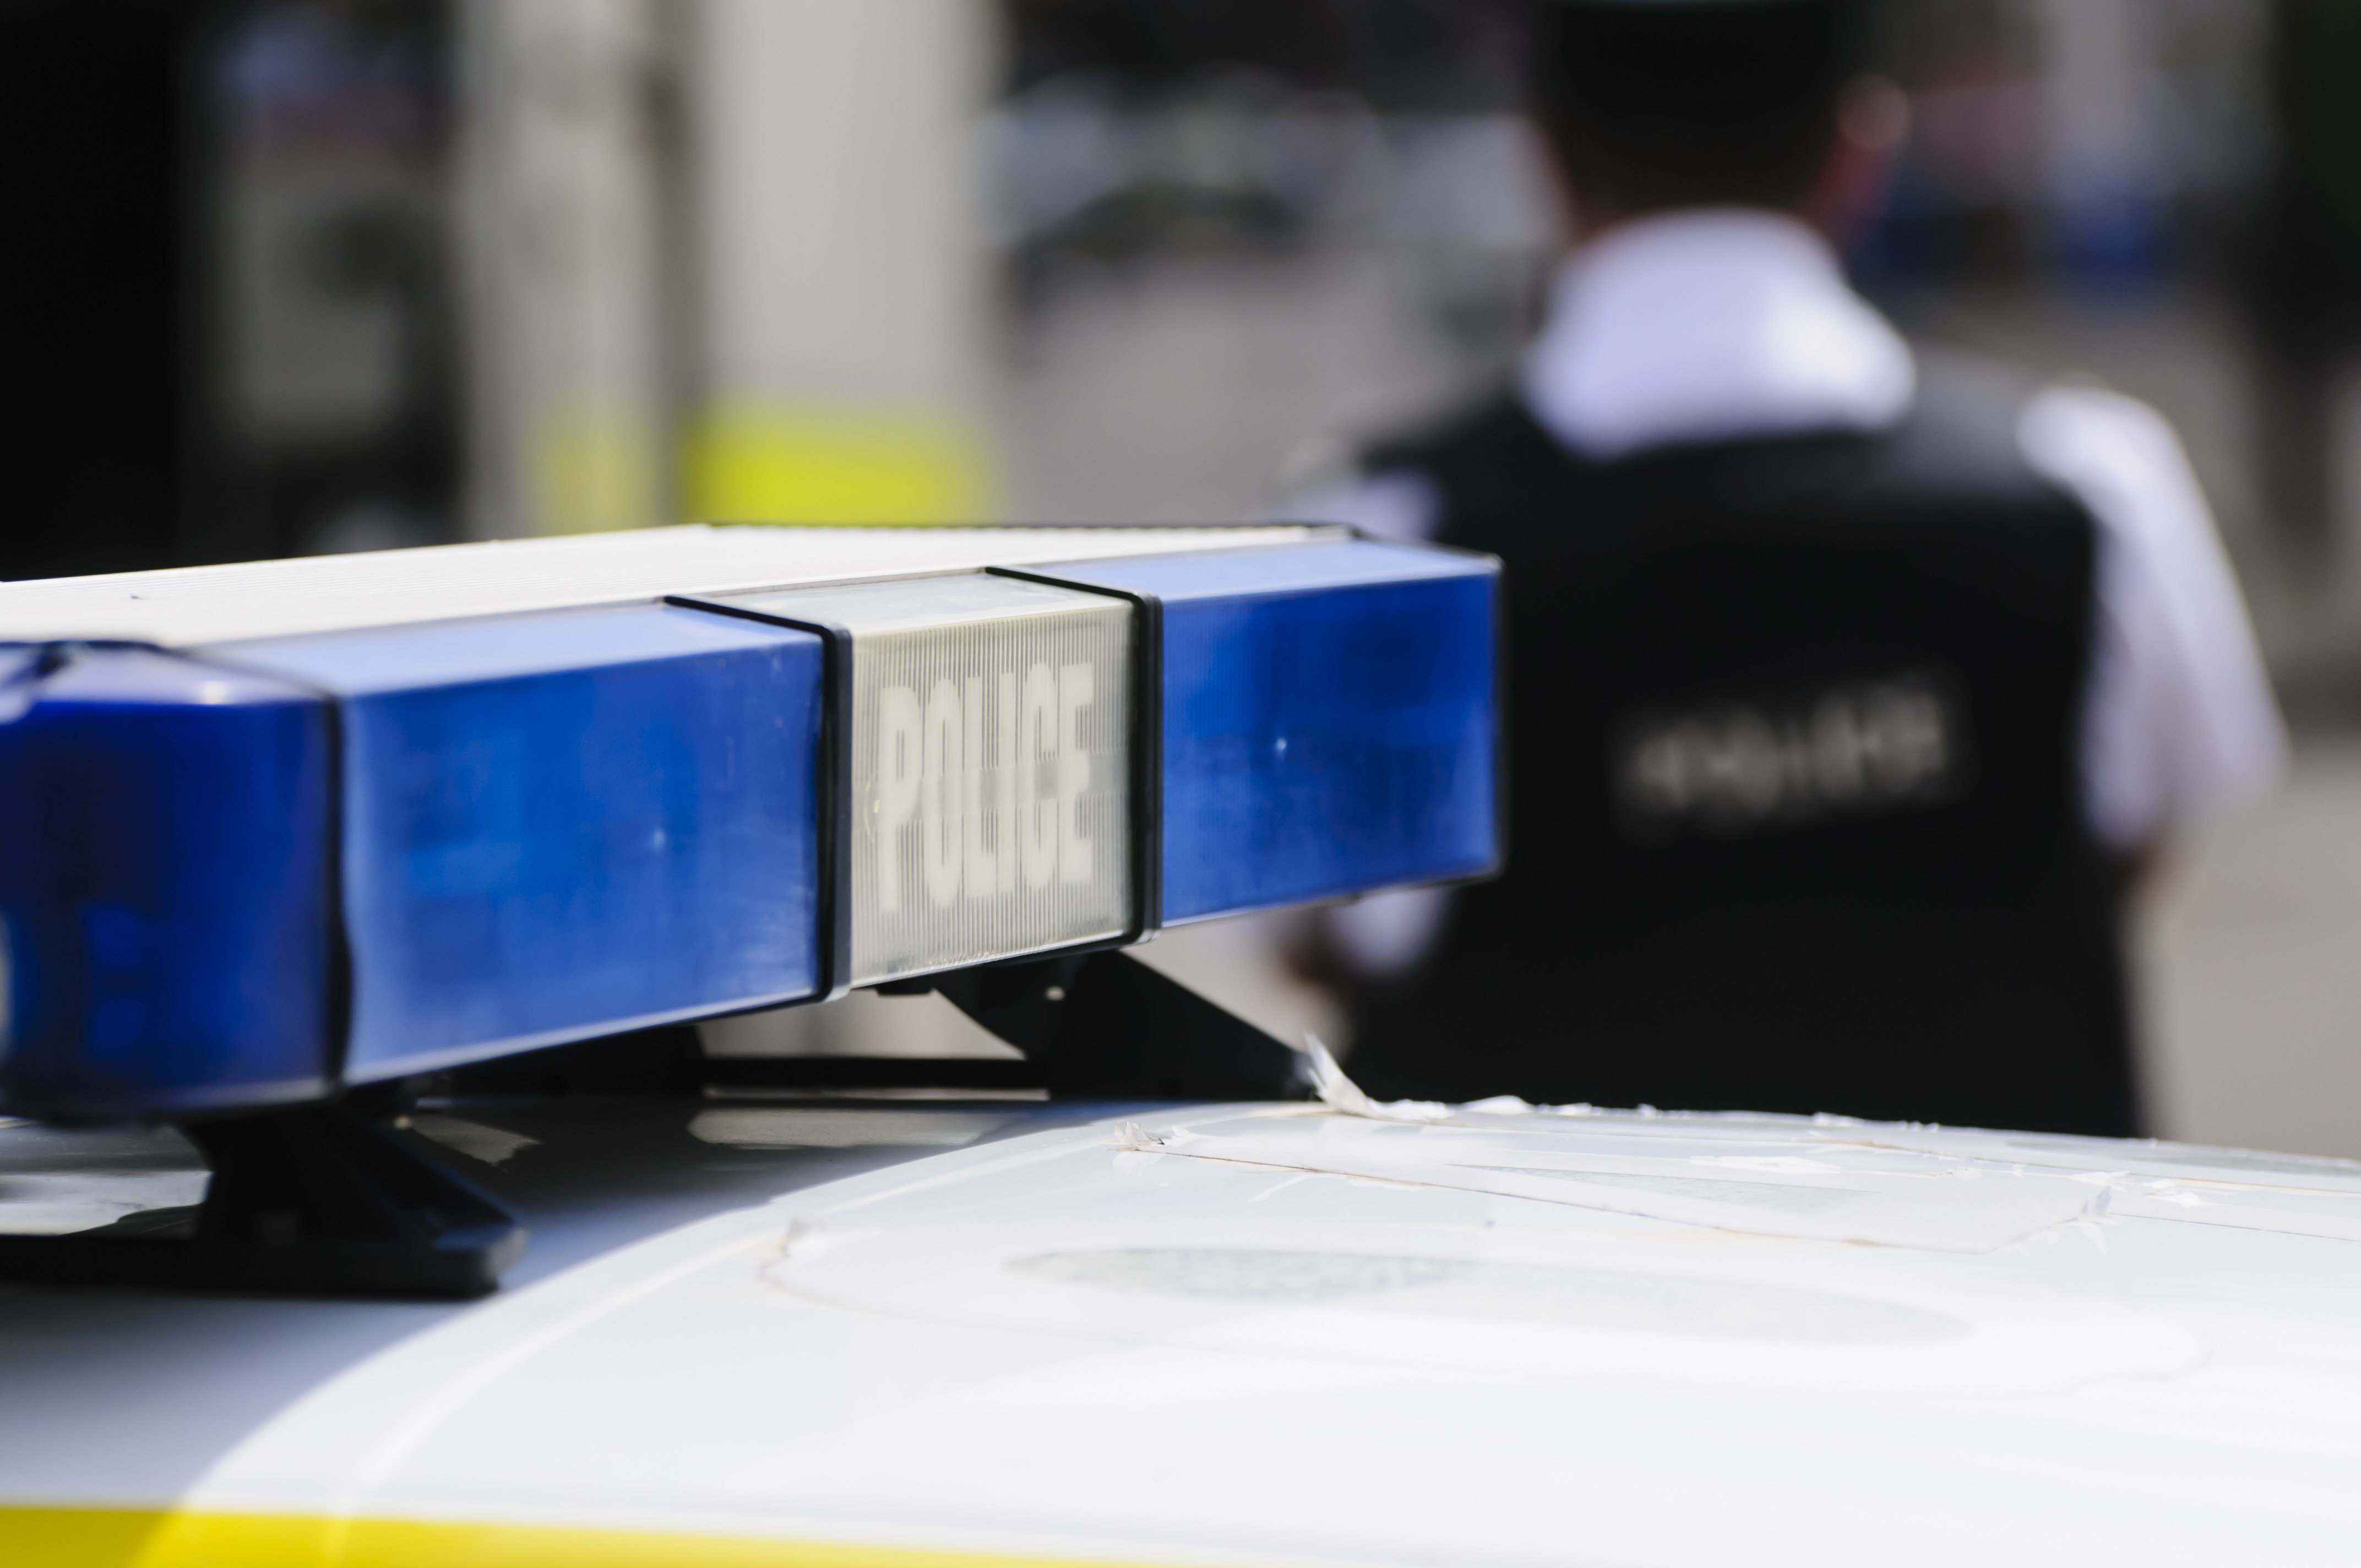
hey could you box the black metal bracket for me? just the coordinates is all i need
[0,1102,524,1298]
[910,949,1313,1101]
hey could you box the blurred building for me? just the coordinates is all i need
[9,0,2336,574]
[982,0,2320,566]
[0,0,997,580]
[0,0,459,577]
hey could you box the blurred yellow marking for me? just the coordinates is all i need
[532,399,663,535]
[2,1507,1143,1568]
[687,400,992,526]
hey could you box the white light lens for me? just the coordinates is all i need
[736,574,1133,986]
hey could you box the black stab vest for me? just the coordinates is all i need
[1343,355,2137,1136]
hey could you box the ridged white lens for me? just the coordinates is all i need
[736,573,1133,985]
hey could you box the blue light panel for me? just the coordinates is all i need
[217,604,825,1080]
[1033,538,1499,924]
[0,647,334,1119]
[0,531,1498,1120]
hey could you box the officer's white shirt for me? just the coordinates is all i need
[1298,208,2287,974]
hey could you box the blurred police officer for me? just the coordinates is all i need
[1307,0,2283,1135]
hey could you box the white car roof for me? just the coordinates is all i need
[4,1092,2359,1566]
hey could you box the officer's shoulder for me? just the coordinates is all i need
[1865,344,2073,503]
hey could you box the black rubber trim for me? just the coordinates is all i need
[666,596,854,1001]
[984,566,1163,945]
[679,569,1161,990]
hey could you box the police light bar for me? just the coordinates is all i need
[0,526,1498,1121]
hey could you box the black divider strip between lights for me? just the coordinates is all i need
[1010,527,1510,933]
[673,571,1164,994]
[984,566,1165,951]
[665,597,856,1003]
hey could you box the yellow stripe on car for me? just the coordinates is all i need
[0,1509,1141,1568]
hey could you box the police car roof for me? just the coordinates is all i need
[3,1089,2357,1566]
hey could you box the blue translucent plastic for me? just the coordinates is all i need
[2,544,1492,1115]
[0,647,334,1118]
[220,605,825,1079]
[1038,538,1499,923]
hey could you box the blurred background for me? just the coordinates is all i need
[7,0,2361,1154]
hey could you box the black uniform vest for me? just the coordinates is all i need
[1343,355,2137,1136]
